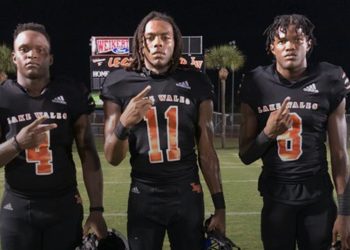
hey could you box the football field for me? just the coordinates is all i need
[82,138,264,249]
[0,138,264,249]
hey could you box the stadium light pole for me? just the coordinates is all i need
[229,40,236,125]
[204,48,222,114]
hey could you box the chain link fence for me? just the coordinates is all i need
[90,111,350,147]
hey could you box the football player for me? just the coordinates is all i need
[101,11,226,250]
[0,23,107,250]
[239,14,350,249]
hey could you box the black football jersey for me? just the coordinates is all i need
[240,62,349,182]
[0,79,90,197]
[101,68,214,183]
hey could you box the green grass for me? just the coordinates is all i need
[0,138,264,249]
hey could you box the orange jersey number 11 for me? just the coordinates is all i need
[144,106,181,163]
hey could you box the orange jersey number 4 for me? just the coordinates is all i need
[25,131,53,175]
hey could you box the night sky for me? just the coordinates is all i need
[1,0,350,91]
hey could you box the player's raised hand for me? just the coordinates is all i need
[119,85,153,127]
[15,116,57,149]
[263,96,292,138]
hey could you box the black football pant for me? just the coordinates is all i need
[127,179,205,250]
[0,189,83,250]
[261,195,337,250]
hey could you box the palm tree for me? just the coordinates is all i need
[0,44,15,83]
[205,44,245,148]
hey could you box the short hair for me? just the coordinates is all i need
[263,14,316,56]
[13,22,51,47]
[128,11,183,73]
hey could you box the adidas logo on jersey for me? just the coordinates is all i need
[176,81,191,90]
[342,72,350,90]
[303,83,319,93]
[131,186,140,194]
[3,203,13,211]
[52,95,67,105]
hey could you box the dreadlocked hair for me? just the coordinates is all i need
[128,11,183,73]
[13,23,51,49]
[263,14,316,56]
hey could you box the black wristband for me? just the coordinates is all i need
[211,192,226,209]
[337,194,350,215]
[89,206,104,213]
[12,135,22,152]
[337,181,350,215]
[114,121,130,140]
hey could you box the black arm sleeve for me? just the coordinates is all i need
[239,130,274,165]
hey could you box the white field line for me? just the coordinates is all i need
[96,165,257,169]
[84,211,261,217]
[0,178,259,183]
[0,178,258,183]
[74,166,257,172]
[77,180,257,185]
[0,179,255,184]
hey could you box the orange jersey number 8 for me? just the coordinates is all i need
[25,131,53,175]
[277,113,303,161]
[144,106,181,163]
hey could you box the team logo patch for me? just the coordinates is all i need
[176,81,191,90]
[303,83,319,93]
[190,183,202,193]
[51,95,67,105]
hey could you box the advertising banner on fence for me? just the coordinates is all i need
[90,54,204,90]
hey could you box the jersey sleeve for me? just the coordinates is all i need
[329,67,349,113]
[100,69,123,106]
[68,87,92,122]
[191,72,215,103]
[239,71,256,109]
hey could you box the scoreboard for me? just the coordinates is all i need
[90,36,204,91]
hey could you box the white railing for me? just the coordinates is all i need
[90,112,350,140]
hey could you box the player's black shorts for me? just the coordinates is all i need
[0,188,83,250]
[261,194,337,250]
[127,178,205,250]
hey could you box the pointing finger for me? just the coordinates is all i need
[277,97,291,115]
[286,116,293,129]
[35,123,57,134]
[133,85,151,100]
[27,116,48,129]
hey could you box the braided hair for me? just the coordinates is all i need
[128,11,183,73]
[263,14,316,56]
